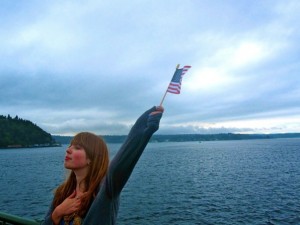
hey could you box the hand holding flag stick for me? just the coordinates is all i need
[159,64,192,106]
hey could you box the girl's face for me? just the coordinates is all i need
[64,144,90,171]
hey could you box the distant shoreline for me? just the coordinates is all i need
[0,143,62,149]
[2,133,299,149]
[53,133,300,144]
[3,133,299,149]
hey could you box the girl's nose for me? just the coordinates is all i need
[66,146,72,153]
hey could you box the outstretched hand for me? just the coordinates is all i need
[129,105,164,135]
[150,106,164,115]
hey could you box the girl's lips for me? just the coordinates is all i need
[65,156,71,161]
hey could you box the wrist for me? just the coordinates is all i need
[52,205,63,224]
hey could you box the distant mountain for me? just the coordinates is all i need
[4,115,298,149]
[150,133,300,142]
[0,115,60,148]
[52,133,300,144]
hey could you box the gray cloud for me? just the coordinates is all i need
[1,0,300,135]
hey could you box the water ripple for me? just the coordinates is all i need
[1,139,300,224]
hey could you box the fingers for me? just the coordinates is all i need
[68,190,76,199]
[58,195,81,216]
[150,111,162,115]
[150,106,164,115]
[73,199,81,210]
[156,106,164,112]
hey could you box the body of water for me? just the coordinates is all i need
[0,139,300,225]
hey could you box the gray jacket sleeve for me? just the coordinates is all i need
[105,106,163,198]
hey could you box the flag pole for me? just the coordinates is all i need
[159,64,180,106]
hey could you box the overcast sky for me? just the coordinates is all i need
[1,0,300,136]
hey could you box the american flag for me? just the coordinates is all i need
[167,65,191,94]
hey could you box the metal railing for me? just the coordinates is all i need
[0,212,40,225]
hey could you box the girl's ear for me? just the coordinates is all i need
[87,159,91,165]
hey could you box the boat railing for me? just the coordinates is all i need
[0,212,41,225]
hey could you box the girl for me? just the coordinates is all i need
[42,106,163,225]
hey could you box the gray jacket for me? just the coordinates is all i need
[42,106,162,225]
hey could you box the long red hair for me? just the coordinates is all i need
[52,132,109,217]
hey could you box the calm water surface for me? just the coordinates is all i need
[0,139,300,225]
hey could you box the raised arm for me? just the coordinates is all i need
[106,106,164,198]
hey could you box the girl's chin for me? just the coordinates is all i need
[64,163,71,169]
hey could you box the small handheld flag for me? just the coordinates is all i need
[160,64,191,106]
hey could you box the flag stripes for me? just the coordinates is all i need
[167,65,191,94]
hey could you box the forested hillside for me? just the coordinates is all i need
[0,115,58,148]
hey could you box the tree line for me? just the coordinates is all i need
[0,115,58,148]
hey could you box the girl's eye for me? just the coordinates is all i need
[74,145,82,150]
